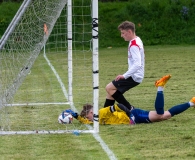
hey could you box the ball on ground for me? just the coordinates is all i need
[58,111,73,124]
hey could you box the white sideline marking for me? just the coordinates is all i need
[44,52,117,160]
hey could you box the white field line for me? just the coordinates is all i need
[43,51,117,160]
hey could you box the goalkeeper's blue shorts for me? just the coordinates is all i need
[131,108,151,124]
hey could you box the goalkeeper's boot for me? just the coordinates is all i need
[190,97,195,107]
[155,75,171,87]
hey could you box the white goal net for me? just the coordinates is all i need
[0,0,99,135]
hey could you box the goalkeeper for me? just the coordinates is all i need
[65,75,195,125]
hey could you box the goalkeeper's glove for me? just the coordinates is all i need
[65,109,78,119]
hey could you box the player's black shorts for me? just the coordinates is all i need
[112,76,139,94]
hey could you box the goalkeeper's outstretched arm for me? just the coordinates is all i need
[65,109,93,124]
[77,115,93,124]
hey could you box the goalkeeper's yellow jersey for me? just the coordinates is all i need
[77,106,130,125]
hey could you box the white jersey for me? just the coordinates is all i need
[123,36,145,83]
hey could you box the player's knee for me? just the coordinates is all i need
[154,114,164,121]
[161,112,172,120]
[158,114,170,121]
[105,83,113,92]
[105,84,109,91]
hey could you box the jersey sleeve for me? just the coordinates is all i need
[76,115,93,124]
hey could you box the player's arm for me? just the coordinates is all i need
[65,109,93,124]
[77,115,93,124]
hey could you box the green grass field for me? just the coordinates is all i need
[0,45,195,160]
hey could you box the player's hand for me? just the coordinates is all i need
[65,109,78,119]
[115,75,125,81]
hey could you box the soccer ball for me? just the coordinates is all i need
[58,111,73,124]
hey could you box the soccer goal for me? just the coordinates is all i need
[0,0,99,135]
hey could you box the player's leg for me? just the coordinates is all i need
[149,75,171,122]
[104,83,132,110]
[104,77,139,110]
[149,75,195,122]
[150,97,195,122]
[149,89,171,122]
[168,97,195,117]
[154,75,171,114]
[104,82,116,107]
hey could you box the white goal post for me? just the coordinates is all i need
[0,0,99,134]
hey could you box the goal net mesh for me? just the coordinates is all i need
[0,0,97,134]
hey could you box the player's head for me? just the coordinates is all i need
[80,104,93,121]
[118,21,135,32]
[118,21,135,41]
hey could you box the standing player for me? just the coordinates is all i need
[104,21,145,110]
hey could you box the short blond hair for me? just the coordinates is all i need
[118,21,135,32]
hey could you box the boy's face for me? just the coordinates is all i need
[120,29,132,41]
[85,109,93,121]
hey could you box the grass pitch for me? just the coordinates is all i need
[0,45,195,160]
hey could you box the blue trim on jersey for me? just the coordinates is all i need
[131,108,151,123]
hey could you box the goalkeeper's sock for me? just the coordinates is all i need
[157,86,164,92]
[112,90,132,110]
[155,91,164,114]
[168,103,190,116]
[104,99,115,107]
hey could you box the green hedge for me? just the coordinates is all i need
[99,0,195,47]
[1,0,195,47]
[0,2,21,37]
